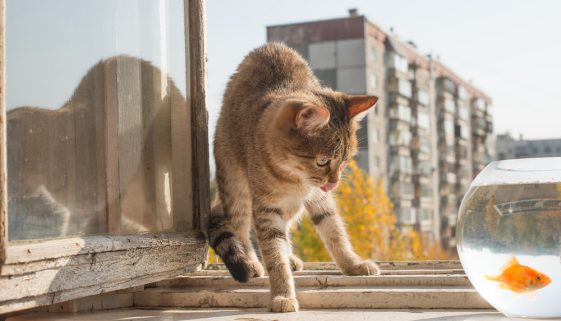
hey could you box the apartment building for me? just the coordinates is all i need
[496,134,561,160]
[267,10,494,249]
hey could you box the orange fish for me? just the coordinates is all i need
[485,256,551,293]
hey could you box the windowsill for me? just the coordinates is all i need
[7,261,496,320]
[8,308,503,321]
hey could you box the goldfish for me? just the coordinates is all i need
[485,256,551,293]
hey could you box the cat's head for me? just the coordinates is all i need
[271,91,378,192]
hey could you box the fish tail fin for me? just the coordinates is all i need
[485,274,500,282]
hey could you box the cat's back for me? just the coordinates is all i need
[223,42,319,109]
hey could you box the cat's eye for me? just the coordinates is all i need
[316,158,330,167]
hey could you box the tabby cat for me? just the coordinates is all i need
[210,42,379,312]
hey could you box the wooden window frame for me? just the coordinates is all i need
[0,0,210,314]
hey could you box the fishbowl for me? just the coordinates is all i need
[457,157,561,319]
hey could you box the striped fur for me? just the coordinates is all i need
[211,43,378,312]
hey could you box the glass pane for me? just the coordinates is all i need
[6,0,187,241]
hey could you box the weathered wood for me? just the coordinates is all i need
[103,59,121,234]
[0,0,6,263]
[4,232,203,266]
[0,235,207,314]
[206,261,463,271]
[188,0,210,232]
[47,292,134,313]
[154,274,472,289]
[134,287,492,310]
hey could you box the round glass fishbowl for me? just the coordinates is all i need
[457,157,561,319]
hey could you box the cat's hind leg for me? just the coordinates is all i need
[209,163,264,282]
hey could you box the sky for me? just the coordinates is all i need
[207,0,561,140]
[7,0,186,110]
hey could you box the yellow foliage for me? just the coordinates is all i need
[292,161,451,261]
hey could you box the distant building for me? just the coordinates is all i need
[267,10,494,249]
[497,134,561,160]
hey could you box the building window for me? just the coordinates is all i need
[368,71,378,90]
[459,105,469,120]
[444,119,455,137]
[419,135,431,154]
[417,89,429,106]
[400,207,414,224]
[544,146,552,154]
[369,45,377,63]
[455,124,469,139]
[391,54,408,73]
[458,86,468,100]
[419,161,432,176]
[390,130,412,146]
[390,104,412,122]
[371,128,380,143]
[417,111,430,129]
[420,208,432,221]
[398,79,412,97]
[390,155,413,174]
[444,98,455,113]
[475,98,486,112]
[373,155,381,170]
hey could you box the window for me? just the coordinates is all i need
[444,98,455,113]
[1,0,209,314]
[417,111,430,129]
[417,89,429,106]
[420,135,432,154]
[444,119,455,137]
[390,104,412,122]
[390,130,412,146]
[398,79,412,97]
[442,78,456,93]
[373,155,381,170]
[368,71,378,90]
[458,86,468,100]
[369,45,377,63]
[391,53,408,73]
[544,146,552,154]
[390,155,413,174]
[421,184,433,198]
[420,208,433,221]
[418,161,432,176]
[455,124,469,139]
[401,182,415,196]
[459,105,470,120]
[475,98,486,112]
[400,207,414,224]
[372,128,380,143]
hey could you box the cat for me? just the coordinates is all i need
[210,42,379,312]
[7,56,178,240]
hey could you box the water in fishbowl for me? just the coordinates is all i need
[457,158,561,319]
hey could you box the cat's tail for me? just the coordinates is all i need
[209,207,253,283]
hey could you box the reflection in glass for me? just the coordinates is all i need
[6,0,187,241]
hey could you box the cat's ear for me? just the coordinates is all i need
[294,104,330,134]
[345,95,378,121]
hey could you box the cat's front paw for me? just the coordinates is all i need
[248,260,265,278]
[270,295,299,312]
[289,254,304,272]
[342,260,380,276]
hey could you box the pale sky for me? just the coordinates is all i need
[207,0,561,140]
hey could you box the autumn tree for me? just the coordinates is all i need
[292,161,450,261]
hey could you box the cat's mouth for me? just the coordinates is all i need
[320,182,339,192]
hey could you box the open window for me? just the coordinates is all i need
[0,0,209,314]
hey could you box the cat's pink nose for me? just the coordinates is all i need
[321,182,339,192]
